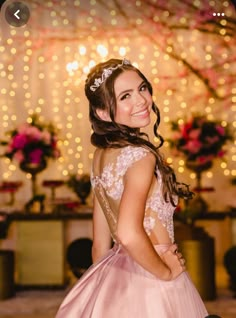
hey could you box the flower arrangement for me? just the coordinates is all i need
[169,114,232,220]
[67,174,91,204]
[0,114,60,165]
[168,114,231,168]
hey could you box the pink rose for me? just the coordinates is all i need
[189,128,201,140]
[41,131,51,144]
[216,125,225,136]
[11,134,28,149]
[26,126,42,140]
[217,150,226,157]
[182,139,202,154]
[13,150,25,163]
[18,123,30,134]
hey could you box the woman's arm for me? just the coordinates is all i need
[92,194,112,263]
[116,152,184,280]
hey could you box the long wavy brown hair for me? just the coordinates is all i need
[85,58,193,205]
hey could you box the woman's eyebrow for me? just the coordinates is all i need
[116,80,146,99]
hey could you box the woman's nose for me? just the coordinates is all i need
[135,92,146,106]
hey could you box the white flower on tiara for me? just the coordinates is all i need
[90,58,131,92]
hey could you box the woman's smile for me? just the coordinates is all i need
[131,108,150,118]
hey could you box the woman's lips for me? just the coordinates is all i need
[132,108,149,117]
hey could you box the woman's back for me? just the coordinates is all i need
[56,145,208,317]
[91,145,176,245]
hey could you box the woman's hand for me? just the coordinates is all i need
[161,244,186,280]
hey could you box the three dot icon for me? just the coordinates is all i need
[212,13,225,16]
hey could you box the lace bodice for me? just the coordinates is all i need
[91,146,177,243]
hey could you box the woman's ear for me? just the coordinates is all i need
[96,109,111,122]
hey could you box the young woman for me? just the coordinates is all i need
[56,58,208,317]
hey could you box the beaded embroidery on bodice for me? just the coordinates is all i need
[145,168,177,243]
[91,146,177,243]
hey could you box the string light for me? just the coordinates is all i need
[0,1,234,194]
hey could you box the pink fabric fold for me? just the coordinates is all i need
[56,244,208,318]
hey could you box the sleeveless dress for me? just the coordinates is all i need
[56,146,208,318]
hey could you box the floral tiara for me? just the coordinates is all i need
[90,58,131,92]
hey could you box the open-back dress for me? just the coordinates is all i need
[56,146,208,318]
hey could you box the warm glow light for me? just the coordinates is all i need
[178,167,184,173]
[163,116,170,122]
[0,0,234,198]
[118,46,126,56]
[79,45,87,55]
[96,44,108,57]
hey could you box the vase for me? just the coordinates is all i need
[0,181,22,206]
[186,160,212,187]
[73,182,91,205]
[42,180,64,201]
[174,222,216,300]
[20,160,47,199]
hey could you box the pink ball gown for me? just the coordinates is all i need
[56,146,208,318]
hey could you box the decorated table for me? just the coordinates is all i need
[0,206,93,288]
[0,207,235,301]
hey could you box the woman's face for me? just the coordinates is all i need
[113,70,153,128]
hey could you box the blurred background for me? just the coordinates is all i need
[0,0,235,317]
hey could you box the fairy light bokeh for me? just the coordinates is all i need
[0,0,235,208]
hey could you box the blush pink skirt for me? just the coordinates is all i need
[56,243,208,318]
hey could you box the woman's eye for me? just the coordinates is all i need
[140,84,147,91]
[120,93,130,100]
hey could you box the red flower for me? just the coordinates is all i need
[181,122,193,139]
[216,125,225,136]
[11,134,28,149]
